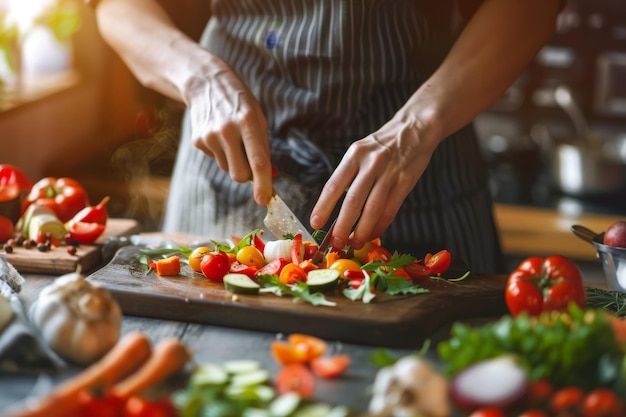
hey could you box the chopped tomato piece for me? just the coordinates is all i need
[275,364,315,398]
[424,249,452,275]
[298,260,318,274]
[310,355,350,379]
[255,258,290,277]
[291,233,304,264]
[229,261,258,278]
[270,341,310,365]
[68,221,106,244]
[287,334,327,361]
[278,263,307,285]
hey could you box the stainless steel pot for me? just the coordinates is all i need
[532,86,626,196]
[550,139,625,196]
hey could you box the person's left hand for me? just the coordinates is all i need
[310,115,440,251]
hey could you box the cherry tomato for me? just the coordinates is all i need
[279,263,307,285]
[255,258,290,277]
[393,269,411,281]
[505,256,586,316]
[424,249,452,275]
[0,215,14,243]
[275,364,315,398]
[236,245,265,269]
[365,246,392,263]
[229,261,258,278]
[352,239,380,263]
[526,379,553,409]
[403,260,432,280]
[518,410,549,417]
[200,251,231,282]
[303,241,318,260]
[550,386,584,415]
[124,396,177,417]
[468,408,507,417]
[24,177,89,222]
[310,355,350,379]
[582,388,625,417]
[77,389,124,417]
[68,221,106,244]
[188,246,211,273]
[329,259,362,279]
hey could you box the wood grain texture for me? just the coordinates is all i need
[87,245,508,349]
[4,219,140,275]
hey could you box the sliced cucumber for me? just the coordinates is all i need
[189,363,229,386]
[269,392,301,417]
[230,369,271,387]
[223,273,261,295]
[222,359,261,374]
[242,408,271,417]
[292,403,332,417]
[306,269,340,292]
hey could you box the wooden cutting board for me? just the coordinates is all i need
[87,244,509,348]
[4,219,140,275]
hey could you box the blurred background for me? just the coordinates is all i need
[0,0,624,278]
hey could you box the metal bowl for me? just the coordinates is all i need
[572,225,626,292]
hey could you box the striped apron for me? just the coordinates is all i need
[162,0,504,273]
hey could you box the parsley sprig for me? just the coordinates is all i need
[343,252,430,303]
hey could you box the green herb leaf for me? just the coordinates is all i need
[361,252,416,272]
[257,274,336,306]
[136,254,153,273]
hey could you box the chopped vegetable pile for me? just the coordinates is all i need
[136,229,467,306]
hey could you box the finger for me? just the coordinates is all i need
[243,106,273,206]
[310,162,357,231]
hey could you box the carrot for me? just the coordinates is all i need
[7,331,152,417]
[154,255,181,276]
[112,337,191,399]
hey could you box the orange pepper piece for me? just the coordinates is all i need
[154,255,181,276]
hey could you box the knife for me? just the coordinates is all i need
[263,190,317,244]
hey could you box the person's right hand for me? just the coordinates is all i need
[185,57,274,206]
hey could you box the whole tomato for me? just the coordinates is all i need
[24,177,89,222]
[505,255,586,317]
[200,251,231,282]
[0,164,32,201]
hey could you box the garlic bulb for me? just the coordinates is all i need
[368,355,451,417]
[29,270,122,365]
[263,239,294,263]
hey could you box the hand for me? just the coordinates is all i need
[186,58,273,205]
[310,114,439,250]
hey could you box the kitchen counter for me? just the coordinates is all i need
[494,203,623,262]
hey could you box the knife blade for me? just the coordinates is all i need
[263,190,317,243]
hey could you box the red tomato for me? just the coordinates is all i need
[393,269,411,281]
[468,408,507,417]
[303,241,318,260]
[526,379,553,408]
[582,388,625,417]
[550,386,584,415]
[275,364,315,398]
[229,261,258,278]
[255,258,290,277]
[0,164,32,201]
[200,251,231,282]
[77,389,125,417]
[124,396,177,417]
[365,246,392,263]
[253,233,266,253]
[0,215,14,243]
[291,233,303,264]
[505,256,587,316]
[68,221,106,244]
[24,177,89,222]
[403,260,432,280]
[518,410,550,417]
[424,250,452,275]
[310,355,350,379]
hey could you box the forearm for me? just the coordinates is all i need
[401,0,561,145]
[94,0,213,104]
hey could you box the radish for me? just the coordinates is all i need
[450,355,529,412]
